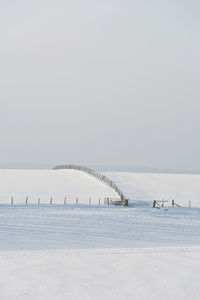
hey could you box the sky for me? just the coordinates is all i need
[0,0,200,171]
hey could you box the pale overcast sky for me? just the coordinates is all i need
[0,0,200,171]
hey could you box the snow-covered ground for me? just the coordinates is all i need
[0,204,200,300]
[0,169,200,299]
[1,247,200,300]
[0,169,119,205]
[1,168,200,207]
[0,205,199,251]
[106,171,200,207]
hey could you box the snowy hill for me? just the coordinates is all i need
[0,169,118,204]
[0,168,200,207]
[106,171,200,207]
[0,168,200,299]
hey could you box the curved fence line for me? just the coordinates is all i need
[53,165,128,206]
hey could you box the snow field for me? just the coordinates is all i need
[0,169,119,205]
[1,169,200,207]
[0,247,200,300]
[0,205,199,251]
[0,169,200,299]
[106,171,200,207]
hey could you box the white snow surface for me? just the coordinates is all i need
[0,169,200,299]
[0,204,200,300]
[0,169,119,205]
[0,205,199,251]
[1,247,200,300]
[1,168,200,207]
[106,171,200,207]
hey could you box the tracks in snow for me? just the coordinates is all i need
[0,205,200,251]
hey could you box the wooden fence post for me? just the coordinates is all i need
[99,198,100,205]
[38,198,40,205]
[189,201,191,207]
[11,197,13,205]
[25,196,28,205]
[64,197,66,205]
[89,197,91,205]
[172,199,174,207]
[50,197,53,205]
[76,197,78,205]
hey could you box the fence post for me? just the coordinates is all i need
[172,199,174,207]
[25,196,28,205]
[64,197,66,205]
[153,200,156,208]
[52,165,126,204]
[189,200,191,207]
[76,197,78,205]
[50,197,53,205]
[99,198,100,205]
[11,196,13,205]
[89,197,91,205]
[38,198,40,205]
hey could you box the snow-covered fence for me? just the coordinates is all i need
[53,164,128,206]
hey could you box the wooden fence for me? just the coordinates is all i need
[8,196,107,206]
[53,164,129,206]
[153,199,192,208]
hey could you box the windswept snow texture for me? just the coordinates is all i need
[0,205,200,251]
[106,171,200,207]
[0,169,200,299]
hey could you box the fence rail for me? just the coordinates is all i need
[153,199,192,208]
[53,164,129,206]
